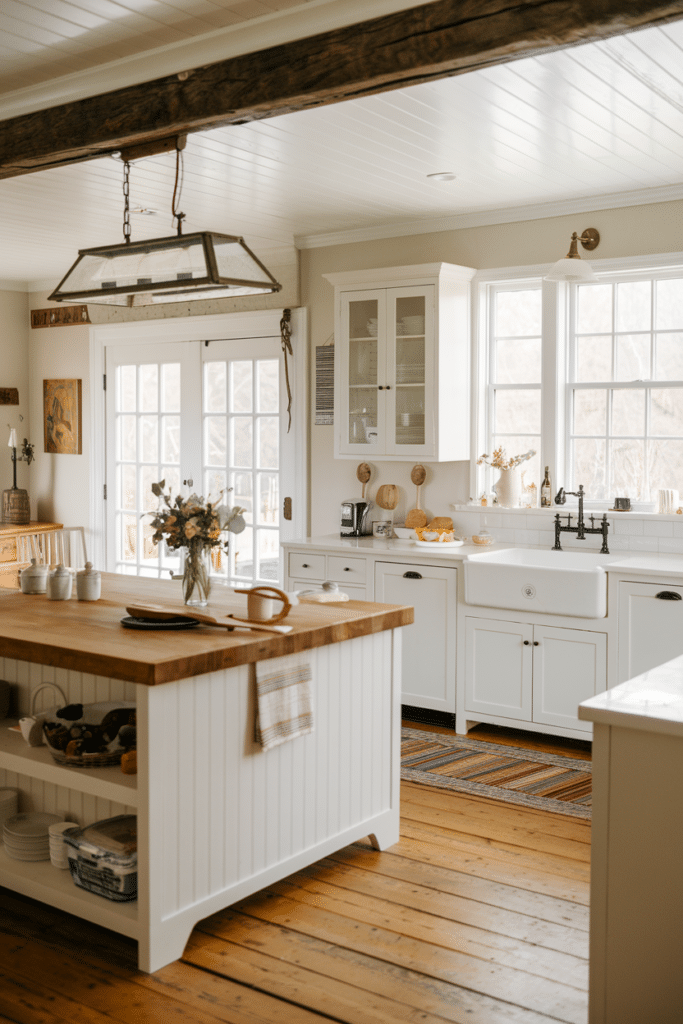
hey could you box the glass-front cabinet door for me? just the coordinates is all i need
[338,285,434,457]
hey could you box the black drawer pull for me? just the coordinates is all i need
[403,571,422,579]
[523,640,530,645]
[344,567,352,571]
[302,563,310,568]
[533,641,540,646]
[656,591,682,600]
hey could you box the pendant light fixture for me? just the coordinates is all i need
[544,228,600,282]
[49,137,281,307]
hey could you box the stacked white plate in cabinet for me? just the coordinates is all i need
[0,788,19,835]
[49,821,79,869]
[3,812,63,861]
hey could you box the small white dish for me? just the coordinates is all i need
[392,527,415,540]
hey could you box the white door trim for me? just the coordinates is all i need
[90,308,308,569]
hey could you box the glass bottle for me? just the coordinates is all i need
[541,466,552,507]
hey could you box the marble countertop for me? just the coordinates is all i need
[579,654,683,736]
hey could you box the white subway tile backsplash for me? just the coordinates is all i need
[673,522,683,538]
[647,521,674,537]
[606,536,630,551]
[613,518,644,535]
[657,538,683,554]
[629,536,659,551]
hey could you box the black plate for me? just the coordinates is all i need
[121,616,200,630]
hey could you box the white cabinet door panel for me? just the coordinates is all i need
[375,561,456,712]
[465,617,532,721]
[533,625,606,733]
[618,581,683,683]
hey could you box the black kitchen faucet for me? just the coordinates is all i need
[552,484,610,553]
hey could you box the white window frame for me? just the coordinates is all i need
[89,309,308,571]
[472,251,683,508]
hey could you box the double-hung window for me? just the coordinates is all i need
[477,262,683,507]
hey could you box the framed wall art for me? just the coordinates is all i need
[44,379,82,454]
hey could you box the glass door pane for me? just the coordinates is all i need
[106,342,198,577]
[348,297,379,446]
[203,337,281,587]
[394,293,426,446]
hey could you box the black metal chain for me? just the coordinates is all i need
[122,160,132,244]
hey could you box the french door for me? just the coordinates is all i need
[105,335,288,587]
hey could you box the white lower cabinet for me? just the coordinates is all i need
[375,561,456,713]
[465,616,606,735]
[618,580,683,683]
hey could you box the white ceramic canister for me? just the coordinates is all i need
[76,562,101,601]
[20,559,49,594]
[46,564,73,601]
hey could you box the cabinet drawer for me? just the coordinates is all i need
[0,537,17,563]
[288,552,326,580]
[327,555,367,585]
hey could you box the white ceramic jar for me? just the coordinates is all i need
[46,564,73,601]
[20,558,48,594]
[76,562,101,601]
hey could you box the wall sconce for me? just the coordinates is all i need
[544,229,600,282]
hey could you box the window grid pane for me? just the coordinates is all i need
[569,276,683,502]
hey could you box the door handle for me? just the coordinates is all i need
[656,591,682,600]
[403,571,422,579]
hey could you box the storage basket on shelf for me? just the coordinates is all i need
[41,700,136,767]
[63,815,137,901]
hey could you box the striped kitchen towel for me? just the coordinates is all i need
[254,653,313,750]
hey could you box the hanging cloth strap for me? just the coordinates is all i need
[280,308,293,433]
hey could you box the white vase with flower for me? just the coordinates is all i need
[477,447,536,509]
[149,482,246,607]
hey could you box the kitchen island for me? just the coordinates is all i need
[0,574,411,972]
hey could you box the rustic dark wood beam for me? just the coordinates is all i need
[2,0,683,180]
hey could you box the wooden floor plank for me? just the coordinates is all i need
[225,890,588,1023]
[401,791,591,862]
[264,868,588,990]
[191,914,565,1024]
[307,856,589,957]
[328,845,590,931]
[401,781,592,846]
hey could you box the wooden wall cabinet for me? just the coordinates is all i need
[324,263,475,461]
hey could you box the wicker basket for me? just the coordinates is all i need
[42,701,136,768]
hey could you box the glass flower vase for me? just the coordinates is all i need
[182,541,212,607]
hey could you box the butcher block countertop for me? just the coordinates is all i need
[0,573,413,686]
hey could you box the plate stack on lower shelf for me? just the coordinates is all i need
[3,812,63,861]
[49,821,79,869]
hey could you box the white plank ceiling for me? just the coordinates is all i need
[2,1,683,286]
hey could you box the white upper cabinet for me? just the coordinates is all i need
[325,263,475,461]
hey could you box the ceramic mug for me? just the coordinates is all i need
[235,586,292,624]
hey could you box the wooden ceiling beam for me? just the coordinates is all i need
[1,0,683,180]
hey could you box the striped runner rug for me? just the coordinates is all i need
[401,727,591,819]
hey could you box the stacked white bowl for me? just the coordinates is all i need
[0,788,19,836]
[3,812,63,861]
[49,821,79,869]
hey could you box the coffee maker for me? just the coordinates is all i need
[340,499,373,537]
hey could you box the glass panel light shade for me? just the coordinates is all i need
[48,232,282,306]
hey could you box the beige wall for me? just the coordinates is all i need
[28,292,92,531]
[302,199,683,536]
[0,289,30,501]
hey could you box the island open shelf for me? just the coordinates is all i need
[0,575,410,972]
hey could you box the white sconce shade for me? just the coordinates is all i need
[544,228,600,282]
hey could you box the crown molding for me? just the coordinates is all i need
[0,0,439,120]
[295,181,683,250]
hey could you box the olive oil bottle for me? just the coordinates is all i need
[541,466,552,507]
